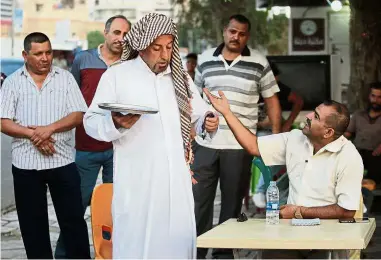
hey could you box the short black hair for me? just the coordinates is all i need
[369,82,381,91]
[24,32,50,53]
[186,53,198,60]
[269,62,280,77]
[228,14,251,31]
[322,100,350,138]
[105,15,130,32]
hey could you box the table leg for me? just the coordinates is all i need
[233,249,240,259]
[256,250,262,259]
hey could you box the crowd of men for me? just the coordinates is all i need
[1,11,380,259]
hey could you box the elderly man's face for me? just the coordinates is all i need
[140,34,173,74]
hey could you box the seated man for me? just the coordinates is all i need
[345,82,381,185]
[204,89,364,258]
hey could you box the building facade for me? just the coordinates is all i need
[1,0,104,57]
[89,0,174,24]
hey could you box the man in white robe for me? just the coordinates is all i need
[83,13,218,259]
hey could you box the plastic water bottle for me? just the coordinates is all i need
[266,181,280,225]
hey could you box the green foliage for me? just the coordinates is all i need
[176,0,288,54]
[87,31,104,49]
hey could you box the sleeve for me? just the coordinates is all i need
[346,112,357,133]
[0,78,17,119]
[66,73,88,114]
[71,52,82,87]
[335,151,363,210]
[260,59,280,98]
[188,76,217,140]
[257,132,290,166]
[83,69,129,142]
[193,65,204,95]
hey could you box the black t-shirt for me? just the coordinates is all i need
[225,60,233,65]
[277,82,292,111]
[258,81,292,111]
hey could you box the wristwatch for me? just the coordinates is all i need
[294,207,303,219]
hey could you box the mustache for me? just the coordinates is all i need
[306,118,311,127]
[229,40,240,44]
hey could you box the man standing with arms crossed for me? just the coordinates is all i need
[192,14,281,259]
[54,15,130,258]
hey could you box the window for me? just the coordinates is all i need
[35,4,43,12]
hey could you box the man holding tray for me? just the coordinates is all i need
[204,89,364,258]
[84,13,218,259]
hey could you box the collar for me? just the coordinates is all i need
[135,55,172,76]
[97,44,122,67]
[20,64,59,77]
[304,134,348,154]
[213,43,251,57]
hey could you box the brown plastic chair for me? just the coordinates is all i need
[91,183,113,259]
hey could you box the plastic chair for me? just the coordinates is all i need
[252,157,289,207]
[91,183,113,259]
[252,157,272,192]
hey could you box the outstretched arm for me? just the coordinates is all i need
[203,89,260,156]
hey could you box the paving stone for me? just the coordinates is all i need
[51,221,60,228]
[49,231,60,242]
[1,248,27,259]
[85,207,91,217]
[1,239,25,250]
[1,211,18,222]
[1,226,17,236]
[5,221,19,229]
[2,220,9,225]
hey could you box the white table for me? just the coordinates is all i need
[197,218,376,258]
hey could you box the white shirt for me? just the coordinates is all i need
[258,130,364,210]
[83,56,213,258]
[1,65,87,170]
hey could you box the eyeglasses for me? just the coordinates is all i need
[237,212,248,222]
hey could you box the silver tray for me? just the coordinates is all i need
[98,103,158,114]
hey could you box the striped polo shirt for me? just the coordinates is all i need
[71,44,121,152]
[0,65,88,170]
[194,44,279,149]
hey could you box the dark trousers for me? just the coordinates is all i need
[12,163,90,259]
[359,149,381,184]
[191,143,253,259]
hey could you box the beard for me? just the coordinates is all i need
[369,103,381,112]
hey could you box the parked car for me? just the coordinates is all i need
[0,57,24,78]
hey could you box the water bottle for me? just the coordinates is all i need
[266,181,280,225]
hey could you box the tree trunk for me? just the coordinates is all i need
[348,0,381,111]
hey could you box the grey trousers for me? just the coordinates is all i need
[191,142,253,259]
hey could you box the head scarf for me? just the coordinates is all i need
[121,13,193,163]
